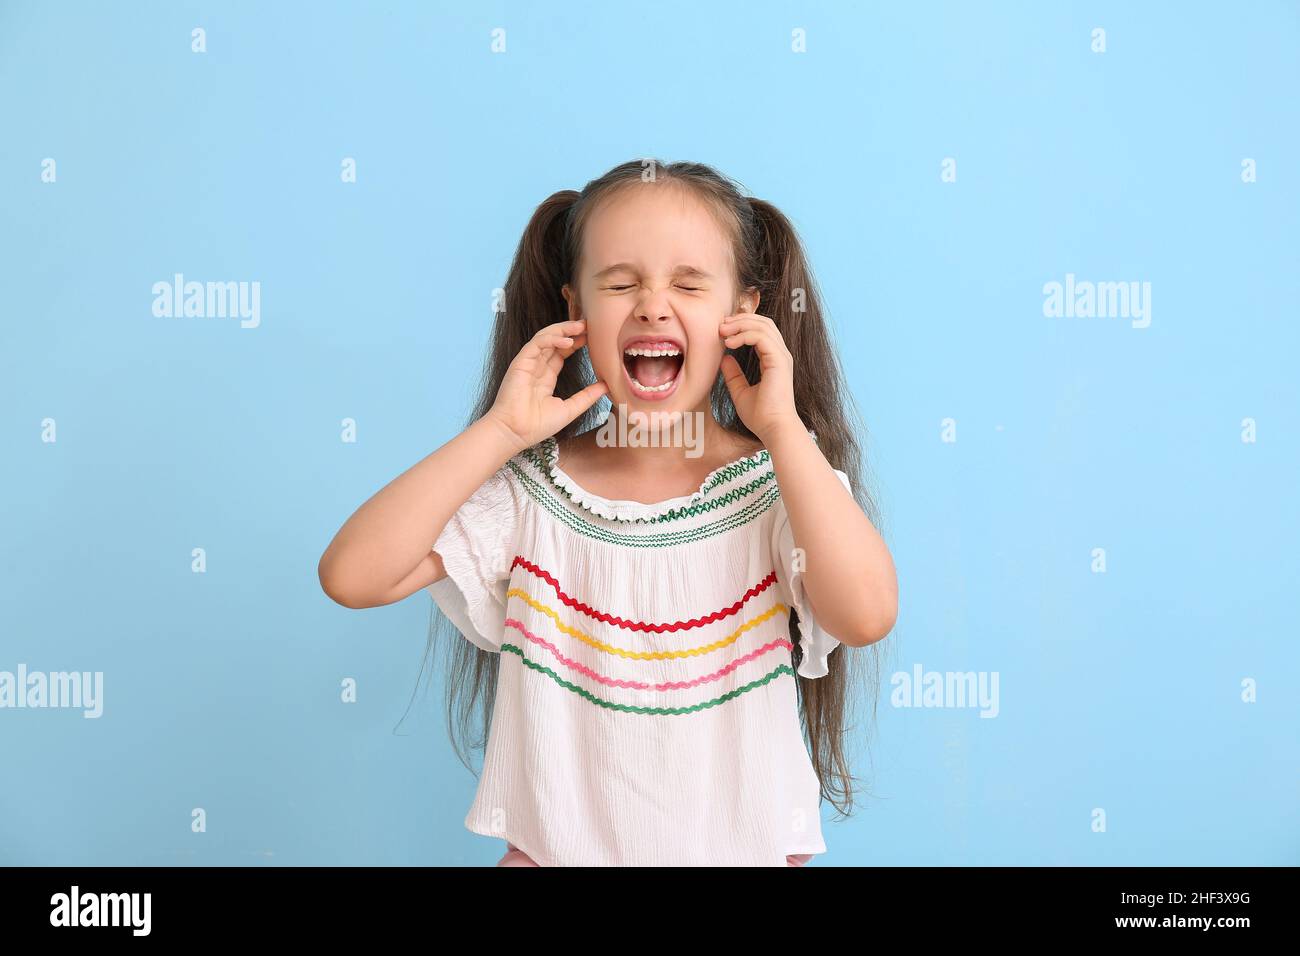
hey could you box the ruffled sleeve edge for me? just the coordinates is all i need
[426,556,508,655]
[424,465,519,654]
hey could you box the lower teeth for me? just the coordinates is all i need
[631,377,674,392]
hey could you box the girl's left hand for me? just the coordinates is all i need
[718,313,803,442]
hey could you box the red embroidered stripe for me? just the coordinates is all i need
[509,555,778,633]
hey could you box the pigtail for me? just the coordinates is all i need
[743,197,879,533]
[470,190,603,441]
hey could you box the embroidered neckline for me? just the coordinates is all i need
[506,454,784,543]
[531,432,780,523]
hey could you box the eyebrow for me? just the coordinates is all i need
[591,263,715,281]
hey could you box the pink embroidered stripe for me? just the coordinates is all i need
[509,555,778,632]
[503,616,793,690]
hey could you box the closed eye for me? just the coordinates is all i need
[604,284,704,292]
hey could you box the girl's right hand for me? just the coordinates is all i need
[483,319,609,453]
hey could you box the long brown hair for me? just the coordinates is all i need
[408,159,891,820]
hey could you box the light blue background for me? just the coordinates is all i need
[2,1,1296,865]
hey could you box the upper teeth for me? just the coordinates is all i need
[624,346,681,357]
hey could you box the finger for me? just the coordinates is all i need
[719,312,774,324]
[526,333,576,359]
[562,380,609,418]
[723,324,792,363]
[719,353,749,399]
[719,315,775,335]
[558,331,588,357]
[523,321,585,356]
[546,332,588,372]
[538,319,586,340]
[721,329,769,350]
[718,320,760,343]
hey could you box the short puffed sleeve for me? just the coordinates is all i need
[770,466,854,679]
[425,465,521,653]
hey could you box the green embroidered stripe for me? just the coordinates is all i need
[521,443,775,525]
[502,642,794,715]
[506,459,779,548]
[527,439,773,503]
[513,461,777,547]
[650,470,776,521]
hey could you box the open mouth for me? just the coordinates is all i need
[622,339,685,400]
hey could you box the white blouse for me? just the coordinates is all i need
[426,428,852,866]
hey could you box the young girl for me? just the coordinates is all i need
[318,159,898,867]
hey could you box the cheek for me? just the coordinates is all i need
[686,314,730,364]
[584,332,624,376]
[685,335,724,375]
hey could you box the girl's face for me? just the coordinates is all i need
[562,185,758,417]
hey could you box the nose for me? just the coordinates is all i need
[634,287,675,324]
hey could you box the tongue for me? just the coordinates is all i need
[631,354,680,387]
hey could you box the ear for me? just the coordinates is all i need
[737,286,760,315]
[561,283,582,321]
